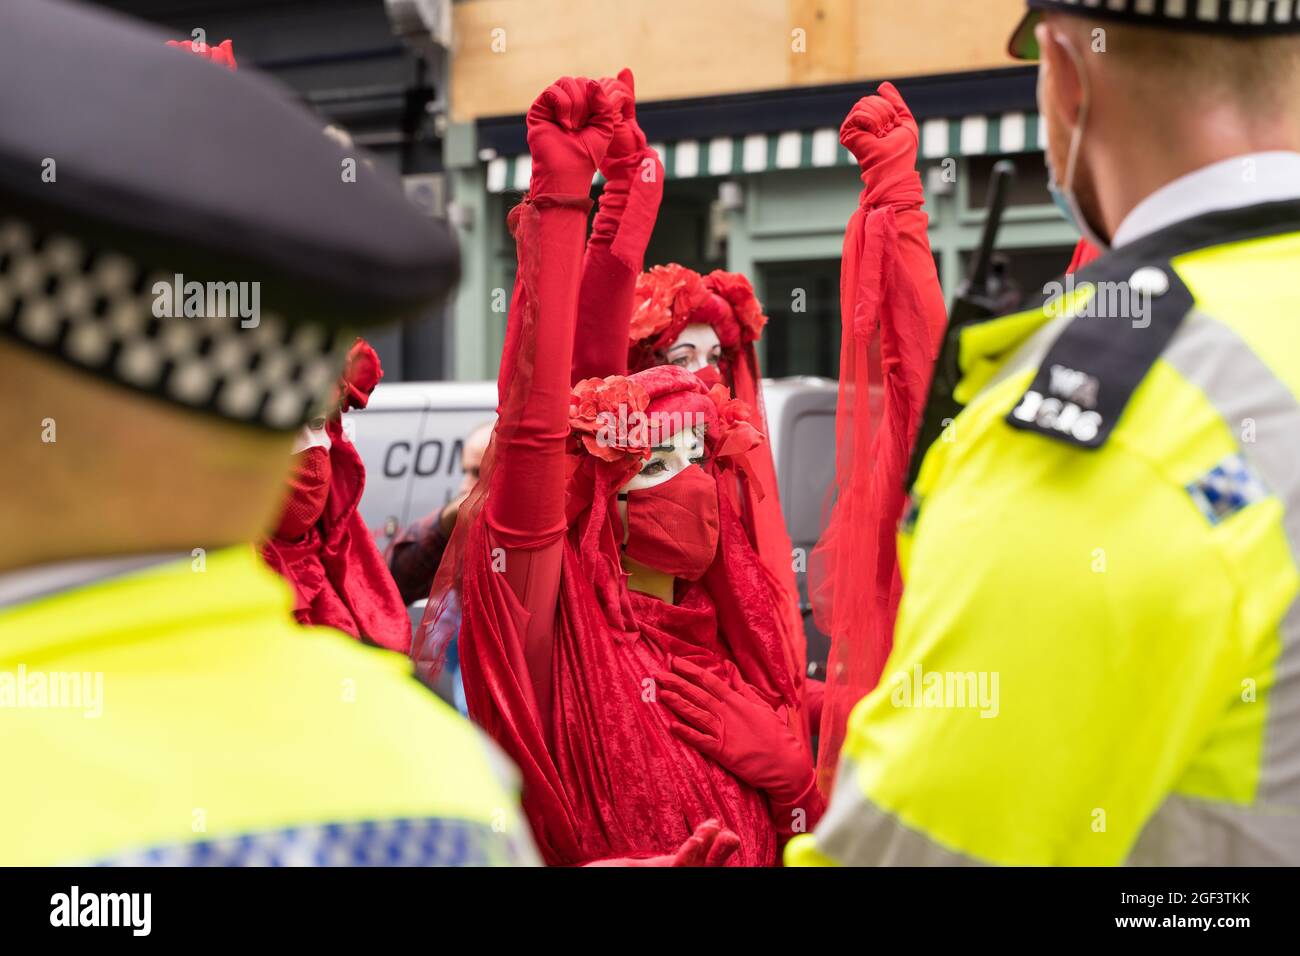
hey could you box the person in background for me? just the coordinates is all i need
[260,338,413,653]
[389,419,494,712]
[388,419,494,605]
[0,0,535,865]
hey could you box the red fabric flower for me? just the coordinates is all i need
[569,374,652,463]
[705,270,767,344]
[707,384,765,460]
[630,264,711,349]
[166,38,238,72]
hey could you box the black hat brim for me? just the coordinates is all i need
[1007,9,1043,61]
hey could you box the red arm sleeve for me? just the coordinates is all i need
[486,198,588,548]
[484,196,590,727]
[475,77,617,730]
[487,76,615,547]
[571,147,664,383]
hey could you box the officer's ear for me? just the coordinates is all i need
[1035,21,1085,127]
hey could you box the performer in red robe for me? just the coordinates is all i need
[623,266,814,730]
[563,70,811,738]
[807,85,949,791]
[261,339,411,653]
[418,76,819,866]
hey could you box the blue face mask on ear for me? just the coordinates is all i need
[1049,171,1109,253]
[1041,32,1111,253]
[1048,180,1076,226]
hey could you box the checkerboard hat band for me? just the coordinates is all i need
[0,216,349,431]
[87,816,538,867]
[1028,0,1300,30]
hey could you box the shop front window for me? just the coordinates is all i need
[756,260,842,379]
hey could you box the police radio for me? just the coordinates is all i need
[904,159,1016,490]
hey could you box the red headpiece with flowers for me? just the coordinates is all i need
[569,365,764,490]
[628,265,769,371]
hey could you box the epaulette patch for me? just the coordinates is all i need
[1006,263,1194,449]
[1186,453,1269,526]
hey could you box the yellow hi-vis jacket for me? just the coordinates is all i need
[789,199,1300,866]
[0,546,538,866]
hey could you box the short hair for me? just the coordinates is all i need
[1060,14,1300,113]
[467,419,496,447]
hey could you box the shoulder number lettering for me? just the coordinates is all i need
[1011,390,1103,444]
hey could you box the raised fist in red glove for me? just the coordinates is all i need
[334,338,383,415]
[585,818,741,867]
[598,68,650,175]
[526,76,618,196]
[839,81,920,187]
[657,656,815,806]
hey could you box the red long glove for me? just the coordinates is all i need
[584,819,741,867]
[482,77,616,726]
[596,68,663,268]
[572,68,664,384]
[524,76,616,196]
[489,78,615,548]
[839,82,945,353]
[657,658,818,807]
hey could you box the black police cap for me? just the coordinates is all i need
[0,0,461,430]
[1010,0,1300,60]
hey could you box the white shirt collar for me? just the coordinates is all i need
[1112,151,1300,249]
[0,553,181,608]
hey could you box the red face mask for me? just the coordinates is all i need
[620,463,720,581]
[274,446,332,541]
[694,364,725,389]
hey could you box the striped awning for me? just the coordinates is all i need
[483,110,1043,193]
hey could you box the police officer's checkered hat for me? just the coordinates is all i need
[0,0,461,430]
[1010,0,1300,59]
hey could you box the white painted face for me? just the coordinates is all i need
[661,323,721,374]
[617,424,707,525]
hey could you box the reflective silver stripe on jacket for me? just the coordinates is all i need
[1128,308,1300,864]
[810,755,983,866]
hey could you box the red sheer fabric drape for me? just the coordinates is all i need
[809,85,947,793]
[725,337,809,727]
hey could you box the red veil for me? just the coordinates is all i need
[416,189,802,865]
[628,266,809,732]
[808,86,947,791]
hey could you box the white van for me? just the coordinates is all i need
[346,377,843,672]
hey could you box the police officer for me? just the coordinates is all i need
[0,0,537,865]
[790,0,1300,865]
